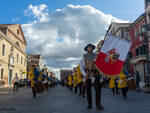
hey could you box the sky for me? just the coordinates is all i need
[0,0,145,79]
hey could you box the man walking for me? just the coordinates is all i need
[13,73,19,92]
[80,44,104,110]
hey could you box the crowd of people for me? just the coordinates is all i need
[13,65,58,98]
[28,66,58,97]
[60,43,142,110]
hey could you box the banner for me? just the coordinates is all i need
[95,34,132,77]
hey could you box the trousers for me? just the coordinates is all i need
[86,76,101,106]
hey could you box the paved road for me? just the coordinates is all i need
[0,86,150,113]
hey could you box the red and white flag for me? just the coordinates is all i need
[96,34,132,77]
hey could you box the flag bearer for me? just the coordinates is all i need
[80,44,104,110]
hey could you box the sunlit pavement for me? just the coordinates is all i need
[0,86,150,113]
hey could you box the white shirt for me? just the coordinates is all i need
[14,76,19,82]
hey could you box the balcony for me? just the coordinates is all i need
[130,55,147,64]
[9,55,14,67]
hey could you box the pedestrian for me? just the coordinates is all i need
[118,70,128,98]
[135,71,141,92]
[80,44,104,110]
[109,77,116,94]
[12,73,19,92]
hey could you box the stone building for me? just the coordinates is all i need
[27,54,45,73]
[0,24,27,86]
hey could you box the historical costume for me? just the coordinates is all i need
[28,68,36,97]
[28,67,43,98]
[73,71,78,93]
[68,75,73,91]
[76,65,84,97]
[109,77,119,94]
[80,44,104,110]
[118,70,128,98]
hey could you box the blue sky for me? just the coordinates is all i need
[0,0,146,77]
[0,0,145,24]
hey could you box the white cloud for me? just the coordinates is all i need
[24,4,49,22]
[22,4,128,79]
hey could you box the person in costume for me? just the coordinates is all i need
[73,70,78,93]
[68,74,73,91]
[109,77,119,94]
[28,66,37,98]
[80,44,104,110]
[76,65,84,97]
[118,70,128,98]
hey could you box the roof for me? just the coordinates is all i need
[127,13,145,31]
[28,54,41,59]
[0,30,26,55]
[104,22,131,39]
[0,24,27,45]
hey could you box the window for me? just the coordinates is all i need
[2,44,5,56]
[136,48,140,56]
[17,29,20,35]
[139,26,142,35]
[128,52,132,58]
[1,68,4,79]
[123,31,127,39]
[17,54,19,63]
[135,29,138,37]
[21,57,23,64]
[16,41,20,47]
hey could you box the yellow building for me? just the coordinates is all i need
[0,24,27,86]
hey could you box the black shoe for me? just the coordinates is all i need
[87,105,92,109]
[96,105,104,110]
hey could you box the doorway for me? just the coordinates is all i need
[9,69,13,85]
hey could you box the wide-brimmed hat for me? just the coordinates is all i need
[84,44,95,51]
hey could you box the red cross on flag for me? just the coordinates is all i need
[95,34,132,77]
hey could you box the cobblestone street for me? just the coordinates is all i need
[0,86,150,113]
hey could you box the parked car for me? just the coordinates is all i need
[18,79,30,87]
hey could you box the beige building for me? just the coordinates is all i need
[104,22,131,39]
[0,24,27,86]
[27,54,45,73]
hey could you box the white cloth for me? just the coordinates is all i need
[43,80,48,84]
[82,77,85,82]
[101,34,132,61]
[79,56,86,76]
[14,77,19,82]
[90,77,95,83]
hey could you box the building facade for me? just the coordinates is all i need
[60,70,73,80]
[27,54,45,73]
[127,13,149,85]
[0,24,27,86]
